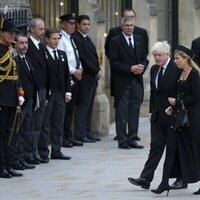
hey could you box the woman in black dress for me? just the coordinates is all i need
[151,45,200,196]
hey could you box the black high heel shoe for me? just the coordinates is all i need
[151,183,170,197]
[193,188,200,195]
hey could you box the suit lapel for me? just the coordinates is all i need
[28,38,47,70]
[18,56,33,81]
[120,34,136,59]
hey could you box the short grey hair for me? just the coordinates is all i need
[121,16,133,25]
[151,41,171,55]
[29,18,45,32]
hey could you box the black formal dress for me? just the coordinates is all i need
[73,31,101,140]
[161,68,200,184]
[140,59,181,182]
[38,48,71,158]
[191,37,200,67]
[109,33,148,147]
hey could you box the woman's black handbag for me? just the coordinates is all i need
[173,100,190,131]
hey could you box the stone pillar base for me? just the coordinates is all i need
[91,93,110,136]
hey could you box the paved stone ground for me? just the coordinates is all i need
[0,117,199,200]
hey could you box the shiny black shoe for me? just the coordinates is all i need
[62,139,73,148]
[193,188,200,195]
[151,183,170,196]
[20,161,36,169]
[12,163,26,170]
[118,144,131,149]
[170,179,188,190]
[67,138,83,146]
[0,169,12,178]
[25,158,40,165]
[6,168,23,177]
[86,133,101,141]
[78,136,96,143]
[128,177,150,189]
[129,141,144,149]
[114,136,118,140]
[51,152,71,160]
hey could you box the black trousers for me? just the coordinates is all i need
[0,106,16,169]
[140,119,169,182]
[115,79,142,146]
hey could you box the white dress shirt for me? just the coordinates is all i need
[57,30,82,74]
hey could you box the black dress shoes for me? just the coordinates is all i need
[129,141,144,149]
[135,136,141,141]
[128,177,150,189]
[118,143,131,149]
[51,152,71,160]
[20,161,36,169]
[6,168,23,177]
[170,179,188,190]
[114,136,118,140]
[62,139,73,148]
[78,136,96,143]
[35,156,49,164]
[67,138,83,146]
[25,158,40,165]
[0,169,12,178]
[12,163,26,170]
[86,133,101,141]
[193,188,200,195]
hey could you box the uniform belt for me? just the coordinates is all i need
[0,75,18,80]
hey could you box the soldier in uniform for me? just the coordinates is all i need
[0,18,24,178]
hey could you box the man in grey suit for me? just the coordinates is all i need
[109,16,148,149]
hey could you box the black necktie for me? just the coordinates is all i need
[53,50,58,60]
[128,37,133,49]
[157,67,163,89]
[22,57,30,71]
[70,36,80,68]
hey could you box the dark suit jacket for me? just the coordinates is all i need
[16,55,36,102]
[149,59,182,123]
[26,38,47,90]
[0,43,18,107]
[105,25,149,58]
[44,49,71,97]
[109,33,149,106]
[191,37,200,67]
[73,31,100,78]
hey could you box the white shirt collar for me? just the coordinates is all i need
[30,35,40,49]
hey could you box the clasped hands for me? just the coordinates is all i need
[165,97,176,115]
[130,64,144,74]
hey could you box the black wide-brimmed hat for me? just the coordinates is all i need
[59,14,76,24]
[0,18,18,32]
[175,45,194,59]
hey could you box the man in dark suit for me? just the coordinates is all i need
[38,28,72,160]
[11,33,37,170]
[191,37,200,66]
[73,15,102,142]
[105,8,149,59]
[109,16,148,149]
[128,41,184,189]
[105,8,149,141]
[26,18,47,164]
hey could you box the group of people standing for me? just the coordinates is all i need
[0,13,102,178]
[1,6,200,197]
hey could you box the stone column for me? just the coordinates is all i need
[79,0,110,136]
